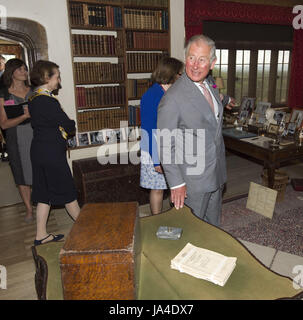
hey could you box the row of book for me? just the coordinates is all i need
[77,107,128,132]
[74,62,125,84]
[124,8,168,30]
[72,34,124,56]
[76,85,126,109]
[127,79,151,99]
[127,52,167,72]
[70,3,123,28]
[128,105,141,126]
[126,31,169,50]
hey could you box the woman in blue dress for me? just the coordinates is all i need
[140,57,184,214]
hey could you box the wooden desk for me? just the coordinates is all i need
[223,134,303,188]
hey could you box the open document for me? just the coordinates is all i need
[171,243,237,286]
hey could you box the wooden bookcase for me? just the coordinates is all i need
[67,0,170,147]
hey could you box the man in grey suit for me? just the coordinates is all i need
[157,34,226,227]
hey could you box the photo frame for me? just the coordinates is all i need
[239,97,256,120]
[67,135,77,148]
[255,102,271,116]
[89,131,105,145]
[273,111,285,126]
[77,132,90,146]
[267,124,279,135]
[290,109,303,130]
[287,122,296,135]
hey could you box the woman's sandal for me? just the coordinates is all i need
[34,233,64,246]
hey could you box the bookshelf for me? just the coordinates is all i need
[67,0,170,147]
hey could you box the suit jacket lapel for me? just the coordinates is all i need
[183,74,218,125]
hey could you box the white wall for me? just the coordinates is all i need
[1,0,185,165]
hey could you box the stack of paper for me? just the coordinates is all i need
[171,243,237,286]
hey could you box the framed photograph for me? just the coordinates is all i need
[77,132,89,146]
[290,109,303,129]
[239,97,256,120]
[273,111,285,126]
[255,102,271,116]
[267,124,279,135]
[89,131,105,145]
[287,122,296,135]
[67,135,77,148]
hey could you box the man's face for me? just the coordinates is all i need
[185,40,216,84]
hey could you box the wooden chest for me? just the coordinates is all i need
[59,202,140,300]
[72,152,150,207]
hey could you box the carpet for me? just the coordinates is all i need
[220,185,303,257]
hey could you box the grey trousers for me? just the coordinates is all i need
[191,185,224,227]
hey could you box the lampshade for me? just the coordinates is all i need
[215,77,225,89]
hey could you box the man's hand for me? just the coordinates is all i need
[171,185,187,210]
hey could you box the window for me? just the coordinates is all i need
[256,50,271,102]
[212,49,228,96]
[203,21,293,106]
[276,50,290,104]
[235,50,250,103]
[214,48,291,106]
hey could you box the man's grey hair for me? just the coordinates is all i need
[184,34,217,63]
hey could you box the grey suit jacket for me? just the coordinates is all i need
[157,73,227,209]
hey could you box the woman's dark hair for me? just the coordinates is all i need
[2,58,29,88]
[151,56,184,85]
[30,60,59,87]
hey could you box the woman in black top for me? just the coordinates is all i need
[0,59,33,221]
[29,60,80,245]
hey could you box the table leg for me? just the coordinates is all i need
[267,167,275,189]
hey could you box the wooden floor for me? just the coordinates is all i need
[0,154,302,300]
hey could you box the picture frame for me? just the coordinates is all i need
[267,124,279,135]
[67,135,77,148]
[89,131,105,145]
[287,122,296,135]
[290,109,303,130]
[77,132,90,146]
[255,101,271,116]
[239,97,256,120]
[273,111,285,126]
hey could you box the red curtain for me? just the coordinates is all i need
[185,0,303,108]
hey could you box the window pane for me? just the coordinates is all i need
[236,65,243,78]
[220,65,228,78]
[212,67,220,78]
[264,64,270,76]
[215,49,220,62]
[244,50,250,64]
[283,50,289,64]
[278,51,284,64]
[236,50,243,64]
[258,50,264,64]
[221,50,228,64]
[264,50,271,64]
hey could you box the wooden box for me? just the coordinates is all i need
[59,202,140,300]
[72,152,150,207]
